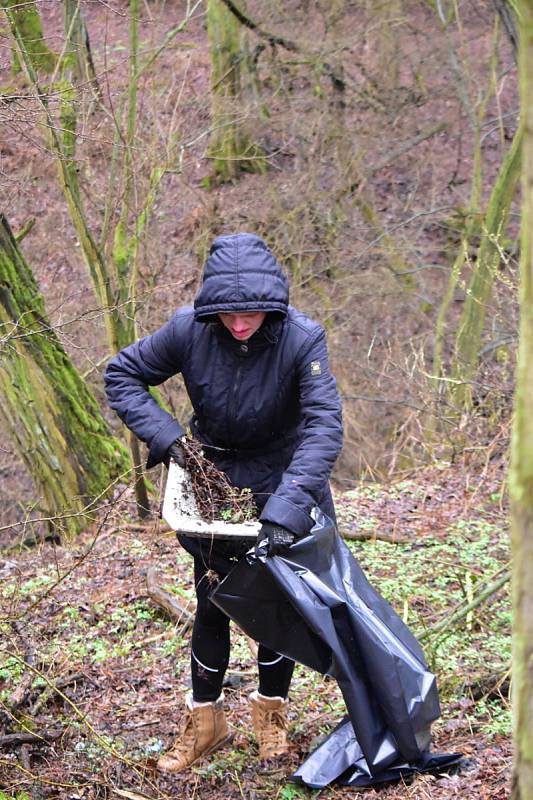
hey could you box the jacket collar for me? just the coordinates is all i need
[212,316,283,351]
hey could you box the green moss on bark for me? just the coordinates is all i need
[451,128,521,407]
[6,0,57,75]
[207,0,267,182]
[0,216,129,535]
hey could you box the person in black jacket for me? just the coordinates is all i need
[104,232,343,772]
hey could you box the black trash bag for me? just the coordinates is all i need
[211,511,462,788]
[293,717,462,788]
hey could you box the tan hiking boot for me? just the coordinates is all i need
[157,693,232,773]
[249,690,289,759]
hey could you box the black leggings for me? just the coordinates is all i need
[191,558,294,702]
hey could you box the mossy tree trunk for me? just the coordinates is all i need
[108,0,152,515]
[429,0,520,402]
[6,0,57,75]
[0,216,128,536]
[7,1,201,517]
[510,2,533,797]
[6,0,167,517]
[60,0,151,514]
[433,118,485,383]
[207,0,267,182]
[450,128,521,408]
[63,0,101,97]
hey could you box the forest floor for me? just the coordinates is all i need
[0,455,511,799]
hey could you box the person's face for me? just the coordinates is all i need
[218,311,267,341]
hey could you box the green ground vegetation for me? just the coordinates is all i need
[0,471,510,795]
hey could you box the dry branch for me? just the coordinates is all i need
[181,438,257,523]
[112,789,157,800]
[467,663,511,701]
[420,568,510,641]
[219,0,345,91]
[219,0,298,51]
[0,730,63,748]
[6,621,35,710]
[340,527,411,545]
[365,122,448,182]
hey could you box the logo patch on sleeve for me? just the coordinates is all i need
[310,360,322,376]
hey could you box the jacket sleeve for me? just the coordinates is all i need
[259,328,343,535]
[104,312,188,468]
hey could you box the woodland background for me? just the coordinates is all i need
[0,1,524,798]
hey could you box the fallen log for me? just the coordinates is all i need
[0,729,63,748]
[146,567,194,631]
[145,566,258,656]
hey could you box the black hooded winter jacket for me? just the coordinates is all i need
[104,233,343,536]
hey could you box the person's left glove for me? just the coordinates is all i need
[164,439,186,469]
[255,522,296,557]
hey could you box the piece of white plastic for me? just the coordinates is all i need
[162,460,260,539]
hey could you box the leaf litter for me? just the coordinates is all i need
[0,456,510,798]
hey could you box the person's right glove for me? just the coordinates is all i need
[255,522,296,557]
[164,439,186,468]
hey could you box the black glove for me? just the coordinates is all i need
[256,522,296,557]
[165,439,186,468]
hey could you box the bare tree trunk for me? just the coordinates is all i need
[433,123,484,382]
[0,216,129,536]
[510,2,533,797]
[207,0,266,182]
[7,0,155,517]
[62,0,101,98]
[109,0,151,516]
[494,0,519,60]
[432,2,514,397]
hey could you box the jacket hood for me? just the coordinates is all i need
[194,233,289,321]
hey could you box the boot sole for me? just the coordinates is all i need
[157,732,234,773]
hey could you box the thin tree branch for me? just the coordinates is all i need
[420,568,510,641]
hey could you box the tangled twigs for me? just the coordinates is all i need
[180,438,257,523]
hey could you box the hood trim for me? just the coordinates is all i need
[194,300,287,322]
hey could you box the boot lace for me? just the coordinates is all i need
[260,709,287,750]
[170,711,196,758]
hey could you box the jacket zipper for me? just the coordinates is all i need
[227,361,243,446]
